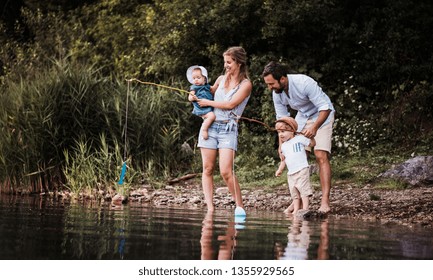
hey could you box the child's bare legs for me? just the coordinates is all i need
[201,111,216,140]
[284,188,301,214]
[285,201,294,213]
[301,196,310,211]
[284,203,293,214]
[292,198,301,214]
[285,196,310,214]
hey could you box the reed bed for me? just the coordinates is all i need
[0,61,198,195]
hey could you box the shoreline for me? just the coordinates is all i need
[124,181,433,229]
[3,181,432,229]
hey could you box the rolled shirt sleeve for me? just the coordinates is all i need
[304,78,333,112]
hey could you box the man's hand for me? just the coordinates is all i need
[301,125,318,139]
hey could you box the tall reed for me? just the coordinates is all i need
[0,61,198,194]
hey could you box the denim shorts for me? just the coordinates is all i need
[197,122,238,151]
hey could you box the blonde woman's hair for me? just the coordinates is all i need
[223,46,249,88]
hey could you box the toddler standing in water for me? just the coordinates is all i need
[187,65,215,140]
[275,117,316,215]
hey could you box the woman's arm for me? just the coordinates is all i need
[197,79,252,110]
[210,75,223,94]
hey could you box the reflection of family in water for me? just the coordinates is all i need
[200,212,240,260]
[200,212,329,260]
[274,217,329,260]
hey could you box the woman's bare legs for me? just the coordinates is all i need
[201,148,218,213]
[218,148,244,208]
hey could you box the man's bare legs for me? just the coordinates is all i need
[200,112,216,140]
[200,148,217,213]
[315,150,331,213]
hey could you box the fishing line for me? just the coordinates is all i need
[123,79,130,161]
[117,80,130,185]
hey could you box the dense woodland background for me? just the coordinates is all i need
[1,0,432,194]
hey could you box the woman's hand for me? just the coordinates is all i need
[197,98,211,107]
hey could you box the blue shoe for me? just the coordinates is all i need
[235,224,246,230]
[234,215,246,230]
[235,206,246,217]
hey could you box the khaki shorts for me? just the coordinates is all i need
[305,115,334,153]
[288,167,313,200]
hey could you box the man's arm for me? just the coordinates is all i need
[273,92,290,119]
[301,109,331,138]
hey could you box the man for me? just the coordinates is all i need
[262,61,335,213]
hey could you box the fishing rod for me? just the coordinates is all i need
[125,78,190,94]
[126,78,274,132]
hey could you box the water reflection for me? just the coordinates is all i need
[200,212,238,260]
[1,195,432,260]
[273,216,329,260]
[199,212,331,260]
[276,217,311,260]
[317,220,330,260]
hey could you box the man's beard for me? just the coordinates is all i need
[274,81,285,94]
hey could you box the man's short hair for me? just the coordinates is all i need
[262,61,292,80]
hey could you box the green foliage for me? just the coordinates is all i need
[0,60,197,193]
[63,139,103,194]
[331,149,410,188]
[1,0,433,193]
[374,178,408,190]
[62,134,139,196]
[235,125,277,183]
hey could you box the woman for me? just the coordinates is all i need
[189,46,252,215]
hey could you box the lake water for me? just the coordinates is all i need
[0,194,432,260]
